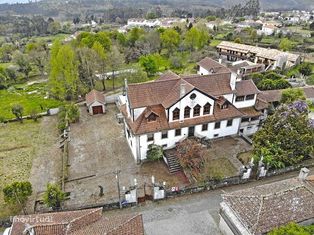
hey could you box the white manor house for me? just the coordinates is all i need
[119,58,269,162]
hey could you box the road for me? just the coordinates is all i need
[106,168,313,235]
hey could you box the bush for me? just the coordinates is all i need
[3,181,32,205]
[147,144,164,161]
[299,62,312,76]
[306,74,314,85]
[43,183,65,210]
[30,109,39,122]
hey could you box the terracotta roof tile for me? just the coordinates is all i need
[197,57,231,74]
[260,89,282,103]
[222,177,314,235]
[235,80,260,96]
[86,89,105,105]
[10,208,144,235]
[239,107,261,117]
[122,102,243,135]
[155,71,180,81]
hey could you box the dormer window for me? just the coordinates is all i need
[173,108,180,120]
[147,113,157,122]
[184,106,191,118]
[235,96,245,102]
[190,93,196,100]
[245,94,255,100]
[193,105,201,117]
[222,103,229,109]
[203,103,211,115]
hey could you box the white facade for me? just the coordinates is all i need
[122,64,262,162]
[87,101,105,115]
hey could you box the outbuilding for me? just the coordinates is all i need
[86,89,106,115]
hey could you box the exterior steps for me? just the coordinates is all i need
[164,152,182,174]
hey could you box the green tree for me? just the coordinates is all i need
[298,63,312,76]
[13,52,32,80]
[127,27,145,47]
[160,28,180,54]
[184,27,209,51]
[43,183,65,210]
[279,38,294,51]
[281,88,306,104]
[49,42,79,100]
[26,41,48,76]
[250,29,257,42]
[253,101,314,169]
[11,104,24,122]
[106,46,124,90]
[92,41,107,90]
[139,55,158,76]
[147,144,164,161]
[268,222,314,235]
[234,38,242,43]
[3,181,32,213]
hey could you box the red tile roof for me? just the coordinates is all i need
[86,89,105,106]
[197,57,231,74]
[10,208,144,235]
[155,70,180,81]
[222,177,314,235]
[235,80,260,96]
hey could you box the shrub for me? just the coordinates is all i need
[30,109,39,122]
[299,62,312,76]
[3,181,32,205]
[11,104,24,122]
[43,183,65,210]
[147,144,164,161]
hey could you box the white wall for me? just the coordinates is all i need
[240,119,260,136]
[233,94,256,109]
[168,90,215,122]
[133,107,145,120]
[137,117,241,160]
[125,123,138,161]
[198,66,211,75]
[88,101,105,114]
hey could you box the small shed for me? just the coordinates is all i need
[86,89,106,115]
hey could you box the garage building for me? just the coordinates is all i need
[86,89,106,115]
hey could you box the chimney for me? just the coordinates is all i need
[180,83,186,98]
[219,58,222,64]
[298,167,310,181]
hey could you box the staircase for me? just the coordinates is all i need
[164,151,182,174]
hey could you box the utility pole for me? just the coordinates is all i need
[114,170,122,209]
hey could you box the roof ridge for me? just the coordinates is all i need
[252,195,265,234]
[161,79,195,107]
[128,76,180,86]
[105,214,142,235]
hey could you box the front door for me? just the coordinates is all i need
[188,126,195,137]
[92,105,103,115]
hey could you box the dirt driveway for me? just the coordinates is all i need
[65,105,187,208]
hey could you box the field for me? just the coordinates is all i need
[0,121,41,218]
[0,83,62,119]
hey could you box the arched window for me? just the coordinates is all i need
[184,106,191,118]
[193,105,201,117]
[203,103,211,115]
[173,108,180,120]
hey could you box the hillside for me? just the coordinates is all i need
[0,0,313,18]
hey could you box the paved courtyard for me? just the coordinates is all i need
[65,105,187,208]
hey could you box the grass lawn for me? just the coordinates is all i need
[205,158,238,179]
[0,83,62,119]
[0,120,41,219]
[237,151,253,165]
[210,39,222,47]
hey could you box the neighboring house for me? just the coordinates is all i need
[219,169,314,235]
[119,58,265,162]
[5,207,144,235]
[258,86,314,105]
[86,89,106,115]
[217,41,301,69]
[126,18,185,29]
[258,23,277,36]
[198,57,264,80]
